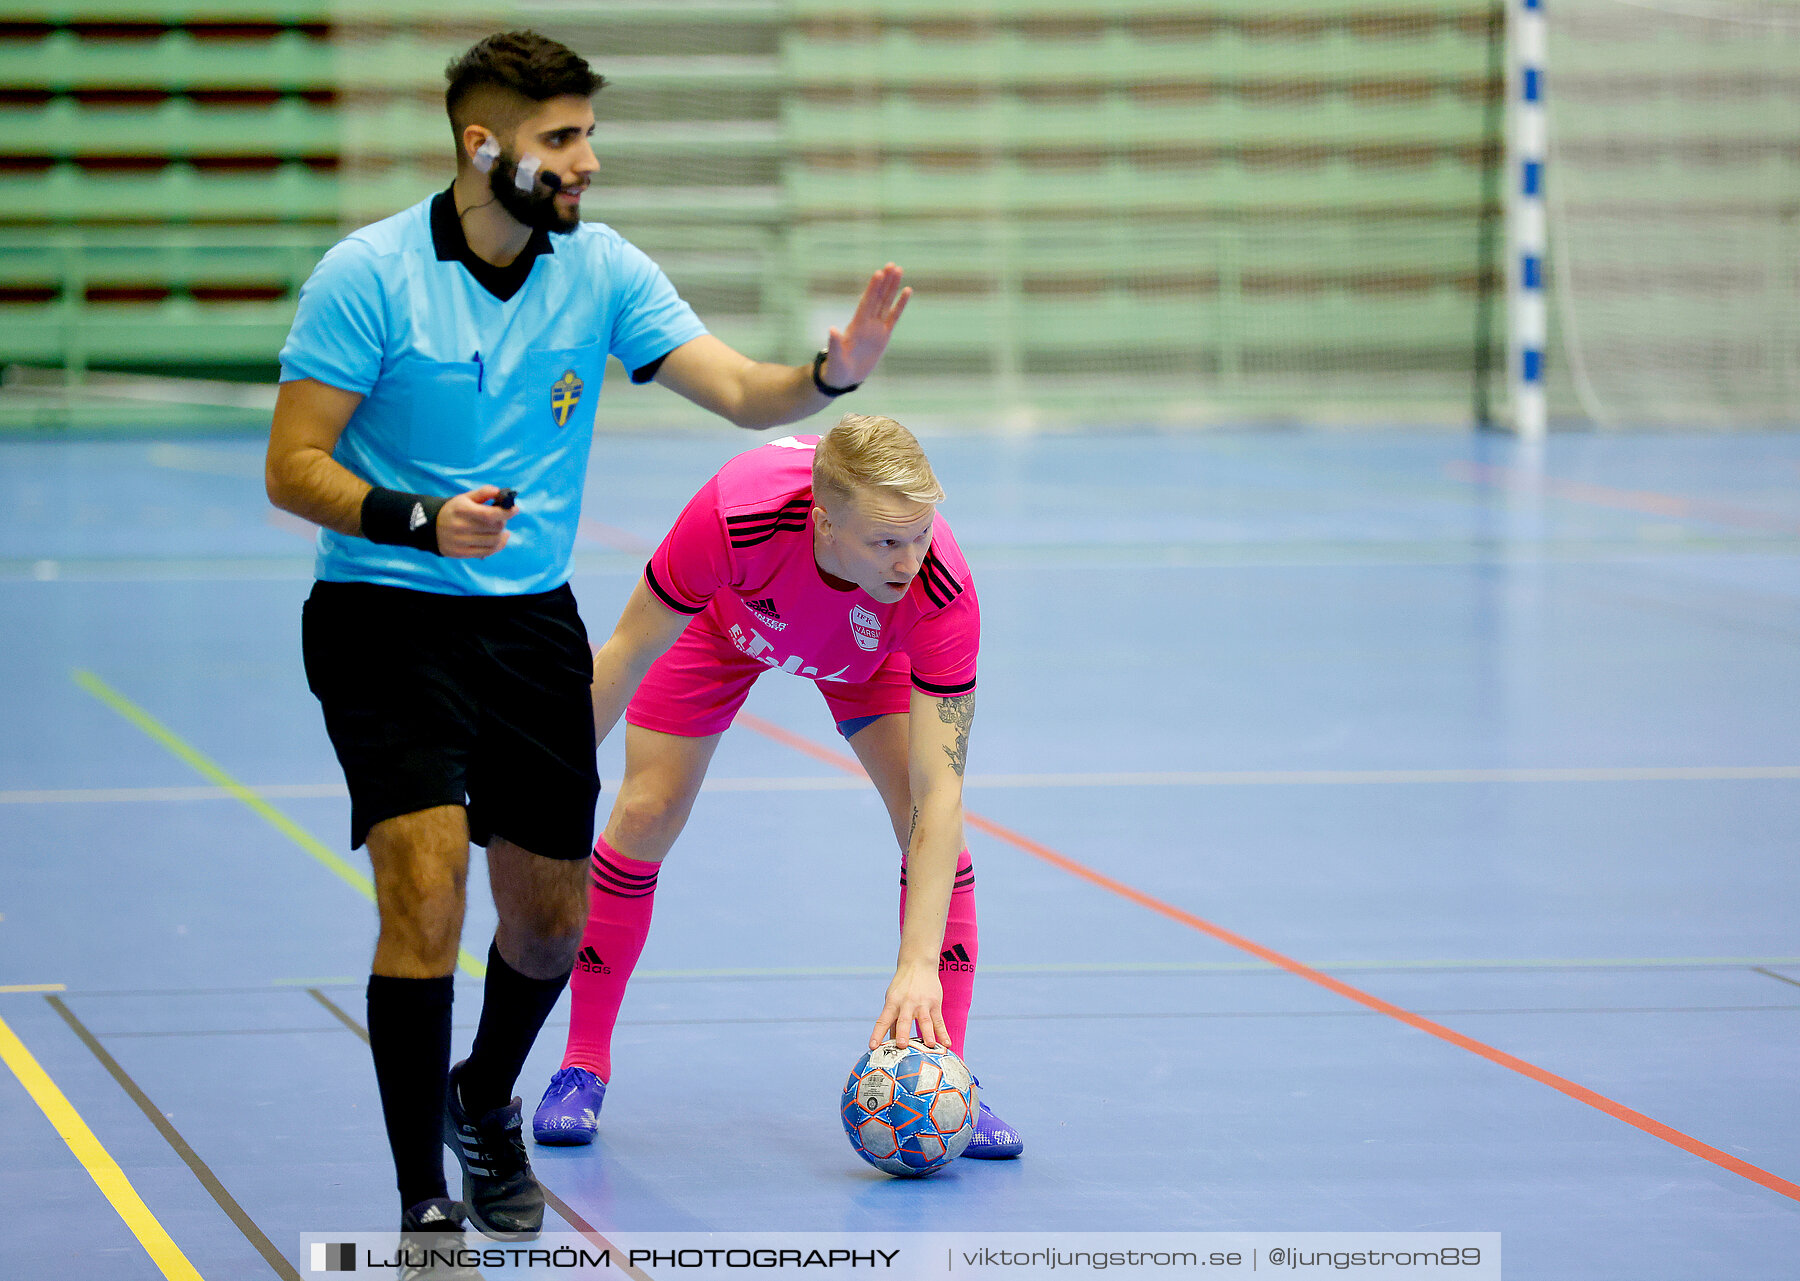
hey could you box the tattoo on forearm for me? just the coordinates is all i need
[936,693,974,777]
[908,805,919,842]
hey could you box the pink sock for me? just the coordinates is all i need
[562,836,660,1081]
[899,850,978,1055]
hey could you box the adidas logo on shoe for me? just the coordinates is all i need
[745,597,786,630]
[939,943,974,973]
[574,946,610,975]
[444,1063,544,1241]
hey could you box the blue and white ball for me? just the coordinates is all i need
[841,1042,977,1176]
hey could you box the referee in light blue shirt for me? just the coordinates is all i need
[266,30,911,1265]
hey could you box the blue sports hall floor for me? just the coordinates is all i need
[2,423,1798,1279]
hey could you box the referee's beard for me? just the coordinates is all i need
[491,160,580,235]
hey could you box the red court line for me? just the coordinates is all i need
[578,520,655,554]
[542,1191,652,1281]
[272,511,653,555]
[312,987,651,1281]
[1446,459,1800,537]
[266,508,316,540]
[735,712,1800,1204]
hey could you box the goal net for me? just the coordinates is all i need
[1547,0,1800,427]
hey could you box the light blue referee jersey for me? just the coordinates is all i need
[278,190,707,596]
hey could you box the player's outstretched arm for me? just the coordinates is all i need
[653,264,911,430]
[869,686,974,1051]
[589,579,692,743]
[266,378,516,558]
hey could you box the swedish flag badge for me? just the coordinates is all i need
[550,369,584,428]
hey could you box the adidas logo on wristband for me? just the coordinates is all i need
[409,502,427,531]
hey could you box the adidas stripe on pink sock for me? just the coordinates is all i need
[561,836,660,1081]
[899,850,979,1055]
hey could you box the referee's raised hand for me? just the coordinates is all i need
[824,262,912,390]
[438,484,516,558]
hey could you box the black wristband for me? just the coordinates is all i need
[360,487,446,554]
[811,349,861,397]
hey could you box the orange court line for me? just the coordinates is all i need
[734,712,1800,1204]
[1445,459,1800,537]
[737,713,859,772]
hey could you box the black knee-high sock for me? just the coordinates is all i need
[456,940,571,1116]
[366,974,453,1212]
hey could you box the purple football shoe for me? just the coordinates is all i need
[961,1078,1023,1159]
[532,1066,606,1146]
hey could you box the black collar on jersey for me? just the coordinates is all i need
[430,187,554,303]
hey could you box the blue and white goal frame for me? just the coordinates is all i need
[1508,0,1548,438]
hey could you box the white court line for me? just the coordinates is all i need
[970,765,1800,786]
[5,765,1799,806]
[66,955,1800,994]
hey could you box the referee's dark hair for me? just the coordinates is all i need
[445,31,606,150]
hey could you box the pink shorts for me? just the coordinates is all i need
[626,613,914,738]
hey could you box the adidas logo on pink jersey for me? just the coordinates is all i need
[746,597,786,630]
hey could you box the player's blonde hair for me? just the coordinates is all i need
[812,413,946,512]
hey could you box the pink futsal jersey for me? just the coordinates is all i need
[642,435,979,697]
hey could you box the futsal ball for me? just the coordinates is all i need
[840,1042,978,1177]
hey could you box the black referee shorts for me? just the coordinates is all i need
[301,580,599,860]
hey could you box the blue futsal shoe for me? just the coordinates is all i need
[962,1078,1024,1159]
[532,1066,606,1146]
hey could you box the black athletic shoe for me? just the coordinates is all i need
[399,1197,483,1280]
[443,1061,546,1240]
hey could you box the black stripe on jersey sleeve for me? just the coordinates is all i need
[918,550,964,609]
[730,523,808,548]
[918,564,950,608]
[912,673,977,697]
[724,495,810,520]
[727,516,810,538]
[724,497,811,531]
[924,550,963,595]
[643,562,705,615]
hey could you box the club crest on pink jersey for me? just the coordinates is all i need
[850,604,882,651]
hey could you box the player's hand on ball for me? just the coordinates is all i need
[438,485,516,558]
[870,960,948,1051]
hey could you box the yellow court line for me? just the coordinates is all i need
[0,1010,205,1280]
[72,669,486,980]
[0,983,67,994]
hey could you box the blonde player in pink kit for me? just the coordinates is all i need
[533,414,1022,1158]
